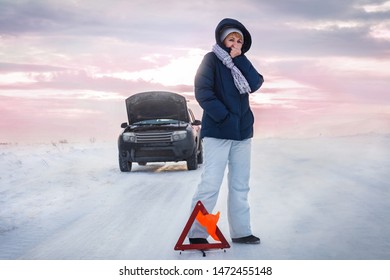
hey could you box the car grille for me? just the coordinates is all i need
[135,131,173,143]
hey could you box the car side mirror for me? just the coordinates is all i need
[192,120,201,126]
[121,122,128,128]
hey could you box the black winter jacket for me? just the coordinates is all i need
[195,18,264,140]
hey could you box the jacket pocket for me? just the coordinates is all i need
[217,113,240,139]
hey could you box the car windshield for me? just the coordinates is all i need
[132,119,181,126]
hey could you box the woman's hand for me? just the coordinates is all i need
[230,47,241,58]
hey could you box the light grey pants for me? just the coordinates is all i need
[189,137,253,239]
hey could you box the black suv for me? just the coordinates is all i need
[118,91,203,172]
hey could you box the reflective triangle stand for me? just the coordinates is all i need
[174,200,230,255]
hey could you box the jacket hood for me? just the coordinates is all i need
[215,18,252,54]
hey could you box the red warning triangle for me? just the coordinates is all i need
[174,200,230,251]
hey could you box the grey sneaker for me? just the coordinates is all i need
[232,235,260,244]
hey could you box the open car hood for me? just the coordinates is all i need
[125,91,189,125]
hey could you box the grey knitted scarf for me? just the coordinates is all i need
[212,44,251,94]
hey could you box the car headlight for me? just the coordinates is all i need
[171,131,187,141]
[123,132,136,143]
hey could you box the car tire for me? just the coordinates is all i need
[186,150,198,171]
[197,141,203,164]
[119,154,132,172]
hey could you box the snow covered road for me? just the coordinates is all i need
[1,135,389,259]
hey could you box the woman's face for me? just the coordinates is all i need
[223,33,243,50]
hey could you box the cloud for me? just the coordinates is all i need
[369,21,390,41]
[0,62,68,72]
[2,0,389,58]
[96,48,205,86]
[0,0,389,141]
[0,94,124,142]
[262,55,390,107]
[246,0,390,58]
[0,68,192,98]
[360,1,390,13]
[0,0,216,42]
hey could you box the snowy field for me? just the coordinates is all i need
[0,135,389,260]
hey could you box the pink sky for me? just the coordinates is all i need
[1,0,390,143]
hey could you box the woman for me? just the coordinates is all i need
[189,18,264,245]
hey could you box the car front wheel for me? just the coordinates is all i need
[197,141,203,164]
[119,154,132,172]
[186,150,198,171]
